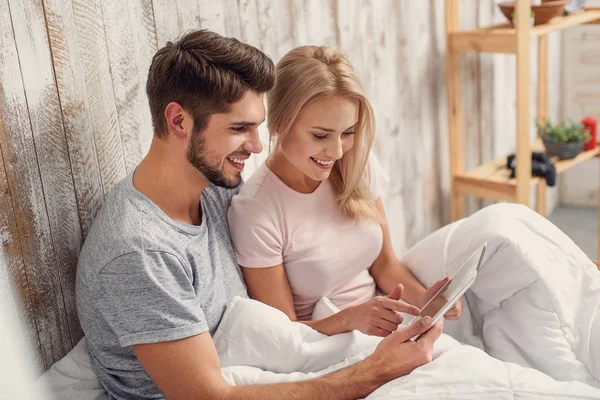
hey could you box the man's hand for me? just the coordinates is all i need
[340,284,420,337]
[133,314,443,400]
[366,315,444,382]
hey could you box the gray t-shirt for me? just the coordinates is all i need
[76,173,247,400]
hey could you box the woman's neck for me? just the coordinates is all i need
[266,150,321,194]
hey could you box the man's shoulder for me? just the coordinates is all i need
[78,176,163,277]
[202,183,240,212]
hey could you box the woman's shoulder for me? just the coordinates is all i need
[228,164,282,233]
[231,163,281,214]
[237,163,271,199]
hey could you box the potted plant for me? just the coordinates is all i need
[536,118,590,160]
[510,10,535,26]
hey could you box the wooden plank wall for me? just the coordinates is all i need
[0,0,562,373]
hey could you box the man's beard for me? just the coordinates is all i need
[186,131,242,189]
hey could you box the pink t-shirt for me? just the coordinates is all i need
[228,156,390,320]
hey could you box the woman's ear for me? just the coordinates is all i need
[164,102,192,140]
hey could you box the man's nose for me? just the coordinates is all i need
[244,128,263,154]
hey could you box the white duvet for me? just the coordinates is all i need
[40,204,600,399]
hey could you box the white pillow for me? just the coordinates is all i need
[36,338,106,400]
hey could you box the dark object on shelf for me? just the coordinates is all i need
[506,152,557,187]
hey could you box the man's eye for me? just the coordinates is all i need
[231,126,246,132]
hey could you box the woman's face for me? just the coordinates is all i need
[279,95,359,182]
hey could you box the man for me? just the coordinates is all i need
[76,29,443,400]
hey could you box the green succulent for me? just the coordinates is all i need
[511,10,535,17]
[536,118,590,143]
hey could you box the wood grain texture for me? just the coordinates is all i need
[44,0,105,238]
[445,0,466,222]
[126,0,158,157]
[460,0,483,214]
[9,0,83,347]
[222,0,242,39]
[560,26,600,207]
[152,0,181,46]
[198,0,226,34]
[0,0,72,369]
[478,1,496,210]
[515,0,532,206]
[0,136,43,374]
[102,0,149,172]
[70,0,127,194]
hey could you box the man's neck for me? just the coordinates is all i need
[133,140,209,226]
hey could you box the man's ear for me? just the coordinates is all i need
[164,102,192,139]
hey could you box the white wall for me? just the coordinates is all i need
[560,0,600,207]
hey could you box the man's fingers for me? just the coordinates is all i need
[415,318,444,346]
[387,284,404,301]
[391,316,433,342]
[381,298,420,316]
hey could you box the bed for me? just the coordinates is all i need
[31,202,600,399]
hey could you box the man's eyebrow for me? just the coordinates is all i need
[230,119,266,126]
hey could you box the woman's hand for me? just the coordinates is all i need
[443,298,463,320]
[341,284,421,337]
[417,277,463,321]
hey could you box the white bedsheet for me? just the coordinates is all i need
[38,203,600,399]
[215,296,600,399]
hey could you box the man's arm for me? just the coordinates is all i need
[134,316,443,400]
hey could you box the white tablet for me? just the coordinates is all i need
[410,242,487,341]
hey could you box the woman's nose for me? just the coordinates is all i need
[325,138,344,159]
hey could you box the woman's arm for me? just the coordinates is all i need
[242,265,419,337]
[242,265,352,336]
[369,197,427,306]
[369,197,463,320]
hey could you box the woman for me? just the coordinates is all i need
[227,46,460,337]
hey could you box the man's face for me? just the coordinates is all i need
[187,91,265,188]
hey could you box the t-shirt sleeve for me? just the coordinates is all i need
[227,196,283,268]
[208,184,241,209]
[95,251,208,347]
[364,152,390,200]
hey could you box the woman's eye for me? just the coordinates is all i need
[343,131,356,136]
[312,134,327,140]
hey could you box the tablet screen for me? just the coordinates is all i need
[417,243,486,321]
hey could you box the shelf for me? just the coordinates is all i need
[454,138,600,201]
[450,8,600,53]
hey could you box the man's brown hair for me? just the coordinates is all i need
[146,29,275,138]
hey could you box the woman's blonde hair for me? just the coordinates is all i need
[268,46,381,222]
